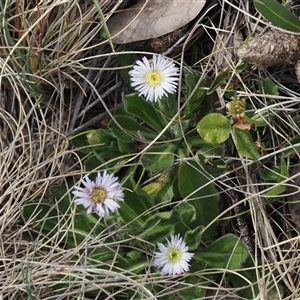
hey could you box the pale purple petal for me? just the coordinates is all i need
[72,171,124,217]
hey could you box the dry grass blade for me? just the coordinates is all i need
[2,0,300,299]
[0,0,129,298]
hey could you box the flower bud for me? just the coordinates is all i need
[227,97,246,118]
[86,129,108,145]
[142,173,169,198]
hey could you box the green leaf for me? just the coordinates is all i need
[118,186,153,226]
[264,183,286,197]
[126,249,142,260]
[264,156,288,196]
[141,143,176,172]
[143,212,175,243]
[196,144,225,158]
[259,78,279,96]
[89,248,116,264]
[195,234,249,269]
[96,148,123,161]
[183,70,207,119]
[145,173,174,205]
[116,255,149,275]
[134,183,155,210]
[71,131,97,154]
[49,185,71,213]
[260,166,285,182]
[282,137,300,157]
[227,256,259,299]
[254,0,300,32]
[172,202,197,224]
[184,225,203,250]
[117,53,138,85]
[124,93,168,133]
[108,115,160,142]
[178,161,219,241]
[153,183,173,205]
[178,276,206,299]
[207,71,231,95]
[153,93,178,119]
[293,115,300,131]
[233,127,259,160]
[84,153,105,172]
[197,113,231,144]
[142,172,171,199]
[118,140,134,154]
[171,202,198,234]
[196,153,227,177]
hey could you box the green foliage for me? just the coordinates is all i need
[197,113,231,144]
[227,256,260,299]
[184,226,203,250]
[248,78,279,129]
[195,234,249,269]
[23,185,107,248]
[260,77,279,96]
[141,143,177,172]
[178,161,219,241]
[263,156,288,197]
[183,69,207,118]
[23,69,287,299]
[178,276,207,299]
[124,93,169,133]
[154,93,179,119]
[282,137,300,158]
[232,128,259,160]
[254,0,300,32]
[109,115,161,142]
[207,71,231,95]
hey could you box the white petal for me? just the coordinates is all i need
[72,171,124,217]
[129,54,179,102]
[153,234,194,276]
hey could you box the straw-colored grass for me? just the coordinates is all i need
[1,0,300,299]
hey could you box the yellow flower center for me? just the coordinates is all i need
[146,71,162,87]
[91,188,107,203]
[169,248,181,262]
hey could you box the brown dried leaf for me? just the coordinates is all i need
[106,0,206,44]
[237,31,300,66]
[232,117,252,131]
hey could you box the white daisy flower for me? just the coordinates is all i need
[129,54,179,102]
[153,234,194,276]
[72,171,124,217]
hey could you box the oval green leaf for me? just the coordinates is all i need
[197,113,231,144]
